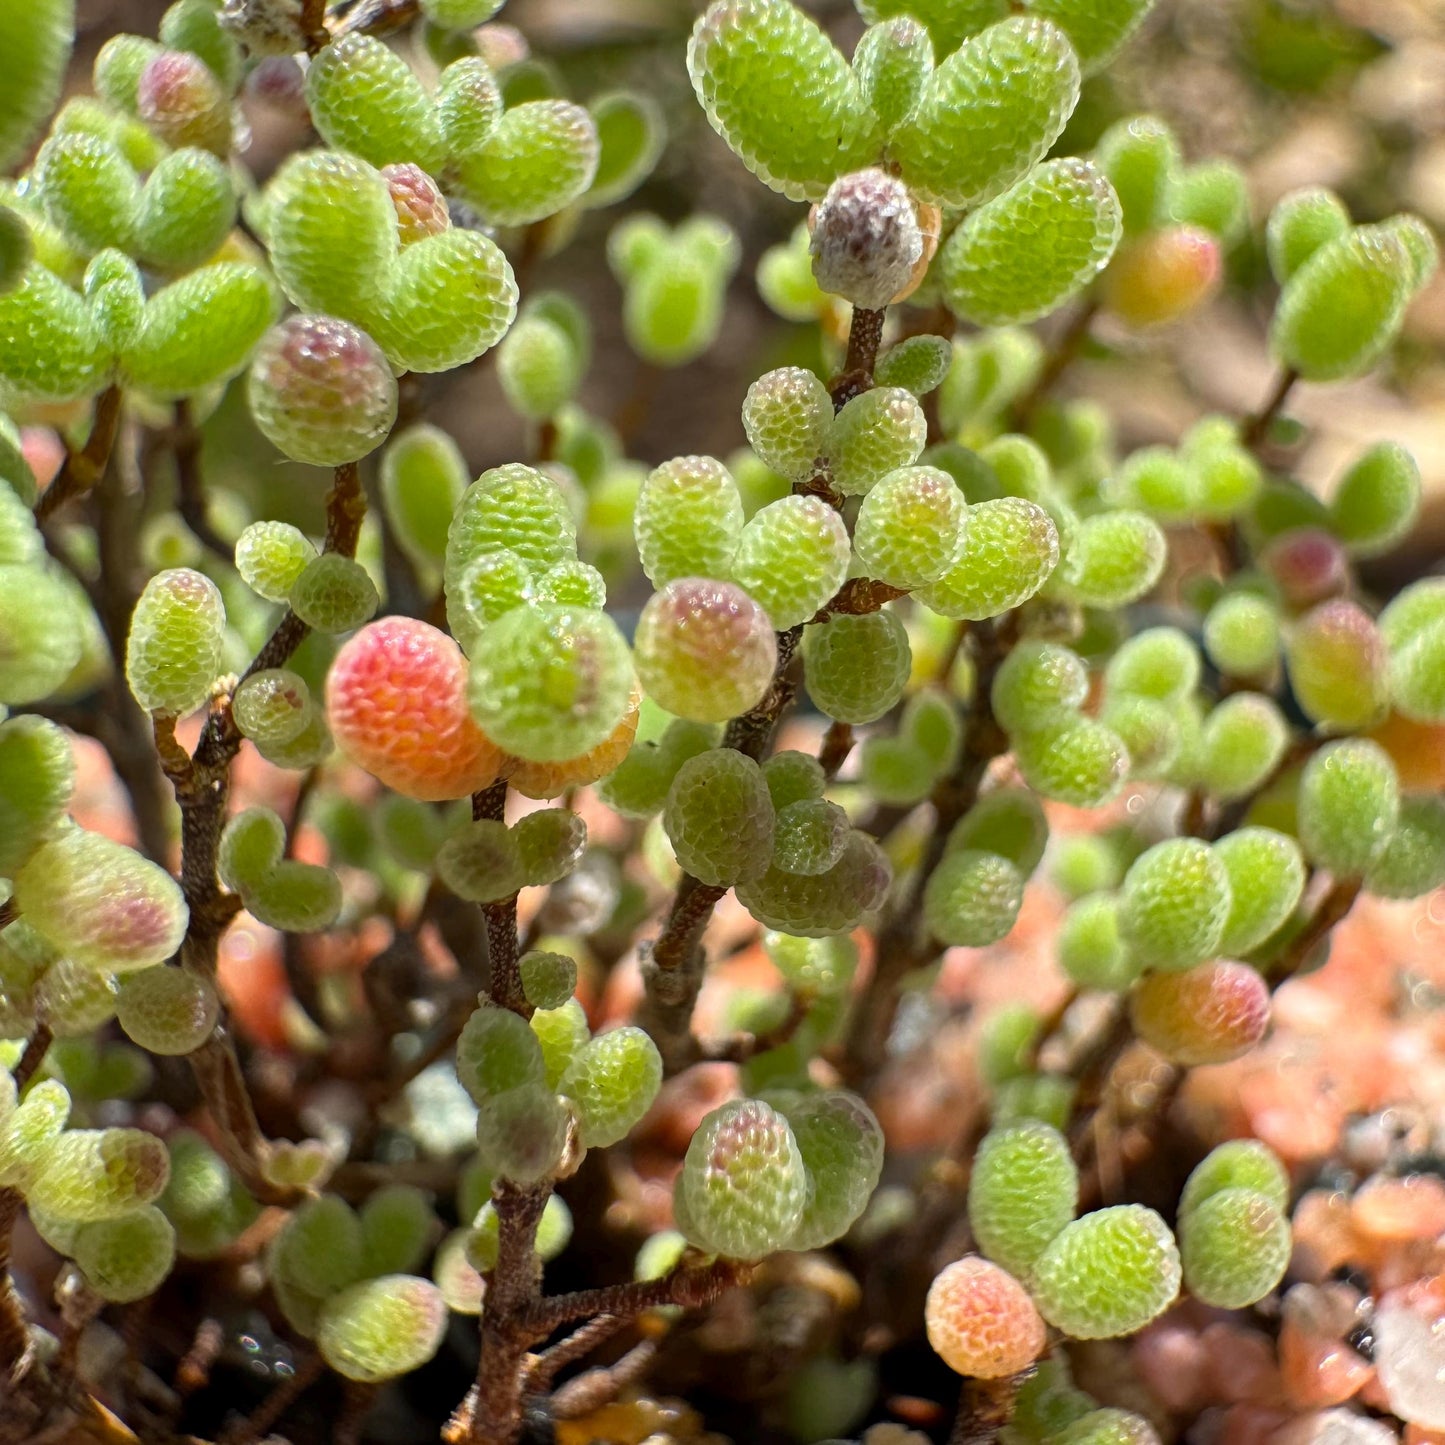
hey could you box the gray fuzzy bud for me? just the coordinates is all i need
[809,169,924,310]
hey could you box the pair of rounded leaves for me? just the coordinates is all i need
[1176,1140,1291,1310]
[940,158,1122,326]
[444,462,578,640]
[1270,218,1436,383]
[217,807,343,934]
[691,4,1082,210]
[859,0,1155,76]
[676,1091,882,1258]
[264,150,518,375]
[609,214,740,368]
[741,368,929,500]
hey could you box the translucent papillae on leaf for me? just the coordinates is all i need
[28,1127,170,1222]
[1266,186,1350,286]
[1130,959,1270,1066]
[968,1121,1078,1280]
[926,1256,1046,1379]
[1118,837,1231,973]
[1367,797,1445,900]
[452,100,600,227]
[1179,1187,1290,1309]
[679,1097,808,1258]
[634,579,776,723]
[802,610,911,725]
[135,147,237,274]
[940,159,1121,326]
[1270,223,1426,383]
[318,1275,447,1383]
[742,367,831,485]
[1014,717,1129,809]
[305,34,445,172]
[16,829,188,973]
[289,555,379,633]
[33,133,141,256]
[126,568,225,717]
[924,849,1024,948]
[779,1090,884,1250]
[467,604,633,763]
[123,263,280,401]
[851,17,933,132]
[917,497,1059,620]
[116,966,219,1055]
[688,0,876,202]
[559,1025,663,1148]
[0,0,74,172]
[664,747,775,888]
[0,264,113,404]
[854,465,968,589]
[249,316,397,467]
[1285,599,1389,732]
[827,386,928,496]
[0,715,76,877]
[1328,441,1420,558]
[736,829,891,937]
[1213,826,1306,956]
[892,18,1080,209]
[1297,738,1399,877]
[991,639,1088,736]
[732,494,850,630]
[235,521,316,604]
[634,454,743,586]
[437,818,525,903]
[74,1205,176,1302]
[446,463,577,595]
[1030,1204,1181,1339]
[264,150,398,318]
[327,617,505,802]
[364,229,519,374]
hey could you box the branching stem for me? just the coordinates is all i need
[1240,367,1299,452]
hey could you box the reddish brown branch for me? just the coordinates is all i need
[950,1374,1023,1445]
[830,305,887,409]
[521,1257,748,1337]
[170,462,366,1207]
[466,1181,551,1445]
[33,385,122,525]
[1240,367,1299,452]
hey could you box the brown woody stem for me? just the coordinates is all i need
[34,385,123,525]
